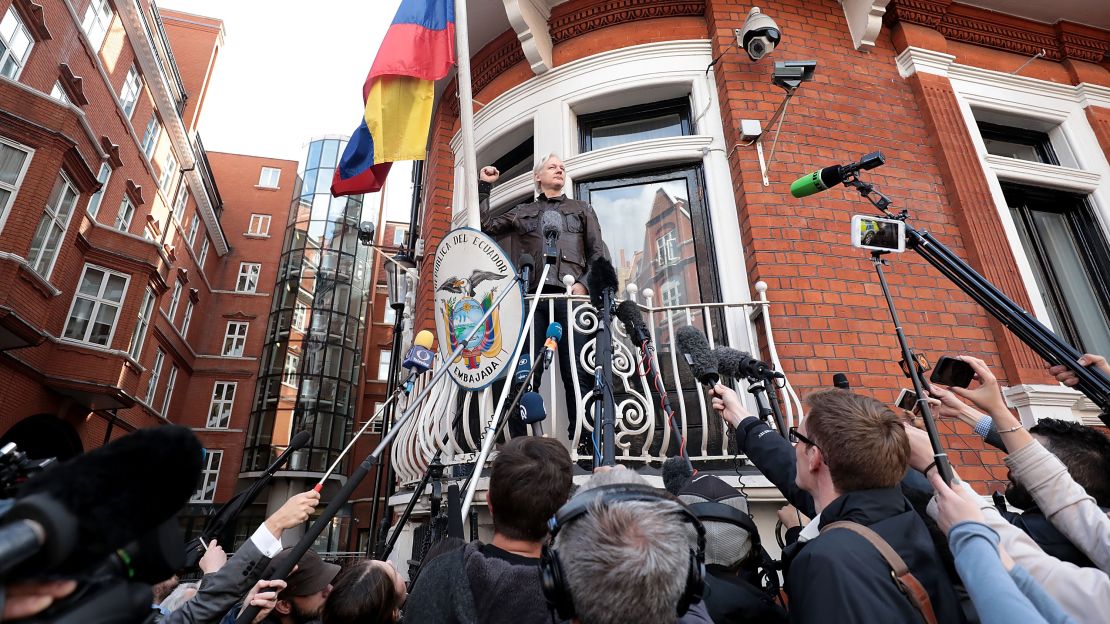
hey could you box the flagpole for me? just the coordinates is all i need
[455,0,481,228]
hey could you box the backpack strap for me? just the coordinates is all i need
[820,521,937,624]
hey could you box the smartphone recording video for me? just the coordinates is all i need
[896,388,918,412]
[929,356,976,389]
[851,215,905,253]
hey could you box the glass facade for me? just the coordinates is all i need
[242,137,373,477]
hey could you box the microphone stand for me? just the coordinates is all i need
[593,286,617,466]
[870,250,953,483]
[235,270,528,624]
[459,262,552,520]
[624,324,686,459]
[844,173,1110,427]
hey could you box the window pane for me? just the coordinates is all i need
[0,144,28,185]
[78,268,104,296]
[1030,210,1110,355]
[983,137,1044,163]
[103,274,127,302]
[64,298,94,340]
[89,303,119,345]
[589,113,683,151]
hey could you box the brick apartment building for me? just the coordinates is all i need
[0,0,302,534]
[376,0,1110,561]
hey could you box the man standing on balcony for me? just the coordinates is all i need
[478,155,612,446]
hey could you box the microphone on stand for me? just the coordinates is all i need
[517,253,535,290]
[542,322,563,370]
[714,346,783,381]
[615,300,651,345]
[519,392,547,437]
[403,330,436,374]
[541,212,561,264]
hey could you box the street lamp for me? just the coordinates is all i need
[386,251,416,311]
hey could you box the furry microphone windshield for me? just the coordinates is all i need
[615,300,650,344]
[587,256,619,309]
[16,425,203,575]
[676,326,720,386]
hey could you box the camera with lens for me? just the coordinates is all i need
[735,7,781,61]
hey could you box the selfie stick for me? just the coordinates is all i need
[870,250,954,484]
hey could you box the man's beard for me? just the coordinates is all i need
[1005,480,1037,511]
[289,601,323,624]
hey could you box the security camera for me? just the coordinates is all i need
[357,221,375,246]
[734,7,781,61]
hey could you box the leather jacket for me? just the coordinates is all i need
[479,181,611,292]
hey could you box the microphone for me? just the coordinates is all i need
[513,352,533,387]
[517,253,535,288]
[789,151,885,198]
[8,425,202,578]
[714,346,783,380]
[676,326,719,387]
[541,212,561,262]
[402,330,436,374]
[662,456,694,496]
[586,256,619,310]
[519,391,546,436]
[542,322,563,370]
[615,300,650,345]
[832,373,850,389]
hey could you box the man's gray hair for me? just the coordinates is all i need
[534,153,561,194]
[160,581,200,613]
[557,468,694,624]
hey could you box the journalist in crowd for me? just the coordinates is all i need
[711,385,964,623]
[404,436,574,623]
[915,355,1110,623]
[545,466,713,624]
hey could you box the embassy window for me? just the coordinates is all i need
[206,382,237,429]
[236,263,261,293]
[114,198,135,232]
[578,98,692,152]
[171,182,189,223]
[63,265,129,346]
[248,214,271,236]
[0,139,32,231]
[128,287,156,360]
[655,230,678,267]
[292,301,308,331]
[87,164,111,218]
[29,174,80,278]
[186,214,199,246]
[191,450,222,503]
[223,321,248,357]
[80,0,112,52]
[393,227,407,247]
[197,236,210,269]
[377,351,391,381]
[259,167,281,188]
[0,7,34,80]
[119,65,142,119]
[282,353,300,387]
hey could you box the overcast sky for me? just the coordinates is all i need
[163,0,413,222]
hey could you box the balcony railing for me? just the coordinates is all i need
[389,282,802,485]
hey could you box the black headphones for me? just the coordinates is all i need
[539,483,706,620]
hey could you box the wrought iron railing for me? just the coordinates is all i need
[389,281,802,485]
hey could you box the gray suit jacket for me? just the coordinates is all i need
[165,538,271,624]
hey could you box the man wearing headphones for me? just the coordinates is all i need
[542,467,714,624]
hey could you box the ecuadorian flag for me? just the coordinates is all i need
[332,0,456,196]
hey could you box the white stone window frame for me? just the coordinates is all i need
[236,262,261,293]
[128,286,155,360]
[377,350,391,381]
[80,0,113,53]
[62,263,130,347]
[248,213,272,236]
[119,64,142,120]
[206,381,236,429]
[50,81,71,105]
[897,48,1110,425]
[171,180,189,223]
[258,167,281,188]
[197,236,210,267]
[180,298,194,337]
[0,136,33,235]
[160,364,178,416]
[282,352,300,388]
[114,197,135,232]
[0,6,34,81]
[450,40,754,350]
[140,113,161,159]
[166,280,182,321]
[145,347,165,404]
[87,163,111,218]
[191,449,222,503]
[223,321,248,357]
[185,213,199,246]
[30,172,81,279]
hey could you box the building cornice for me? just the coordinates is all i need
[115,1,230,257]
